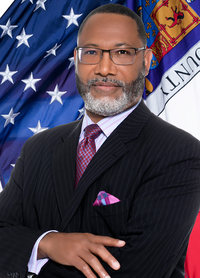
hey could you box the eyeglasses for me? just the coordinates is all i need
[75,47,146,65]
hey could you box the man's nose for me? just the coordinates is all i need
[94,52,117,77]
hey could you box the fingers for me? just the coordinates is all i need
[38,232,125,278]
[72,255,98,278]
[75,250,111,278]
[71,233,123,276]
[83,233,125,272]
[88,241,121,271]
[87,233,126,247]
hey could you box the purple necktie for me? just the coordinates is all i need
[75,124,102,187]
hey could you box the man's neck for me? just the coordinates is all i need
[86,111,106,123]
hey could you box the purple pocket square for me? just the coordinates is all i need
[93,191,120,206]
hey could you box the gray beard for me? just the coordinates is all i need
[75,64,145,117]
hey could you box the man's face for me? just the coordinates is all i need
[74,13,152,120]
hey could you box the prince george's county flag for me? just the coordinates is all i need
[0,0,125,189]
[126,1,200,277]
[127,0,200,141]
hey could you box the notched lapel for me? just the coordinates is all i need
[117,100,152,143]
[51,121,81,221]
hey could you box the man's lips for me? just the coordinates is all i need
[92,81,120,89]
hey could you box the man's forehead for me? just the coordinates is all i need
[80,13,136,31]
[78,13,139,46]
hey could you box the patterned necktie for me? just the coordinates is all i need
[75,124,102,187]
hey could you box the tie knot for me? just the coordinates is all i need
[84,124,102,139]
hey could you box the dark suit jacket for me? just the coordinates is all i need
[0,101,200,278]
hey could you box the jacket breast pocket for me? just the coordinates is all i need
[92,199,130,237]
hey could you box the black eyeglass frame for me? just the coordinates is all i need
[75,46,146,65]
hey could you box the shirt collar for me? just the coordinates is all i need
[80,98,141,138]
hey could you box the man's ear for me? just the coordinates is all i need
[144,49,152,76]
[74,48,78,72]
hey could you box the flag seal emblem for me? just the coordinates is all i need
[150,0,200,63]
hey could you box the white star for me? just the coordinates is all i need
[76,107,85,120]
[46,84,67,105]
[1,108,20,127]
[68,57,75,69]
[22,72,41,92]
[0,65,18,84]
[21,0,33,4]
[28,120,49,135]
[44,43,61,58]
[34,0,47,12]
[10,164,15,167]
[63,8,82,28]
[16,28,33,48]
[0,19,18,38]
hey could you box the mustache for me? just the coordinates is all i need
[87,78,125,87]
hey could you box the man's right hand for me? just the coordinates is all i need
[38,232,126,278]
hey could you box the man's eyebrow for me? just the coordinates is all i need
[81,43,99,48]
[80,43,134,48]
[115,43,133,47]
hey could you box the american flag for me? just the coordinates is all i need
[0,0,125,189]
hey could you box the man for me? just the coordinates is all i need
[0,3,200,278]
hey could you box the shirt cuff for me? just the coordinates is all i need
[28,230,58,275]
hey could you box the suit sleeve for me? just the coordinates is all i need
[101,137,200,277]
[0,140,47,278]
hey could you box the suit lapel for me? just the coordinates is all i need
[51,120,82,221]
[61,101,152,231]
